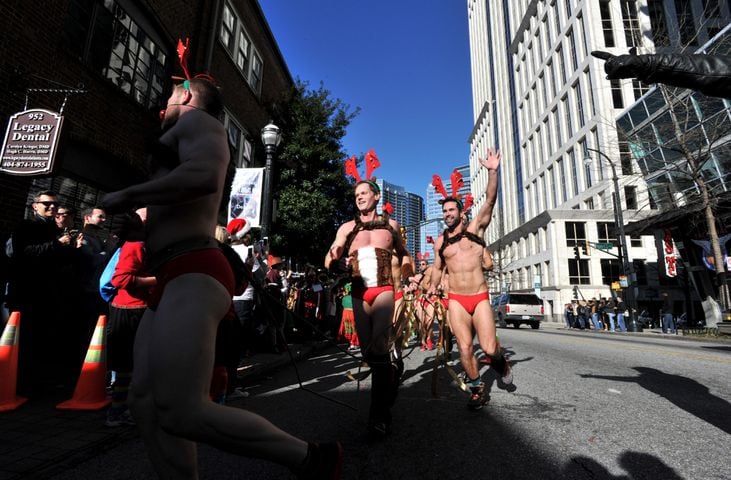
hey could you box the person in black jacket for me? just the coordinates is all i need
[10,190,82,396]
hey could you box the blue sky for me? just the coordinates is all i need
[259,0,474,197]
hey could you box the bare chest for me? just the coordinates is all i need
[349,228,393,254]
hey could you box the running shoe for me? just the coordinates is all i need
[467,382,489,410]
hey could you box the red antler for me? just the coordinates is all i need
[450,169,464,198]
[432,175,448,198]
[365,148,380,181]
[382,202,394,215]
[345,155,361,182]
[177,38,191,82]
[426,236,434,244]
[464,193,474,211]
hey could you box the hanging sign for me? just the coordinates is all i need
[0,109,64,176]
[229,167,264,227]
[663,228,678,278]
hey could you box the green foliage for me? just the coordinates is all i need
[271,80,360,265]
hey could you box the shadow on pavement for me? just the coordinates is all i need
[580,366,731,435]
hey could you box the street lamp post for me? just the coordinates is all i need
[584,147,643,332]
[260,121,282,250]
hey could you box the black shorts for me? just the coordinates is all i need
[107,305,145,372]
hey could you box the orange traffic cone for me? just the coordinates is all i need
[0,312,27,412]
[57,315,111,410]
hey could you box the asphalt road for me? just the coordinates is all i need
[48,327,731,479]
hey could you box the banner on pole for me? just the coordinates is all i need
[229,167,264,227]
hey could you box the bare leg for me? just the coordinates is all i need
[129,274,308,478]
[130,307,200,478]
[448,301,479,380]
[473,302,499,357]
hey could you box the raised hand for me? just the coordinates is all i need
[480,147,501,171]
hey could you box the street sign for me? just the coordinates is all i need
[595,242,614,250]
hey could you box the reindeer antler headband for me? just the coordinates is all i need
[171,38,218,105]
[432,169,474,212]
[345,148,381,193]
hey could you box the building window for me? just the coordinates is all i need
[569,259,591,285]
[632,79,650,100]
[619,136,633,175]
[569,148,579,196]
[702,0,723,18]
[610,79,624,108]
[600,258,623,285]
[548,166,557,207]
[566,221,586,246]
[630,235,643,248]
[575,81,586,127]
[236,29,251,72]
[621,0,641,48]
[597,222,616,244]
[585,197,594,209]
[648,0,670,47]
[563,95,572,141]
[557,44,567,85]
[223,111,252,167]
[625,185,638,209]
[599,1,615,47]
[220,3,236,50]
[63,0,168,109]
[675,0,698,46]
[553,108,562,149]
[250,53,263,92]
[633,259,648,285]
[558,157,568,202]
[219,1,264,94]
[567,28,579,71]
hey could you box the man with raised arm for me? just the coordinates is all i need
[427,147,512,410]
[102,72,341,479]
[325,166,415,440]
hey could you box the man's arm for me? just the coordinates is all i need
[472,147,501,233]
[325,223,349,271]
[102,114,228,211]
[427,236,445,295]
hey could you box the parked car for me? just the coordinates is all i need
[493,292,544,329]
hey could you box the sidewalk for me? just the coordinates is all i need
[0,339,328,480]
[540,319,731,342]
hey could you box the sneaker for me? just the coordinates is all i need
[105,408,136,427]
[299,442,343,480]
[499,358,514,386]
[467,382,489,410]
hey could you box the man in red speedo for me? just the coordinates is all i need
[428,148,512,410]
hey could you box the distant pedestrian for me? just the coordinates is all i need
[661,292,676,334]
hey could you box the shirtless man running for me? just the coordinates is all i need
[103,77,341,478]
[326,180,415,440]
[427,147,512,410]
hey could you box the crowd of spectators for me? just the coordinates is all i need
[1,190,116,398]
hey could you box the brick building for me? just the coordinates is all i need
[0,0,293,234]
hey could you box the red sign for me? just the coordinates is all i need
[0,109,64,176]
[663,228,677,278]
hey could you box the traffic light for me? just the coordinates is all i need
[573,245,580,259]
[582,240,590,256]
[572,285,579,300]
[400,226,407,242]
